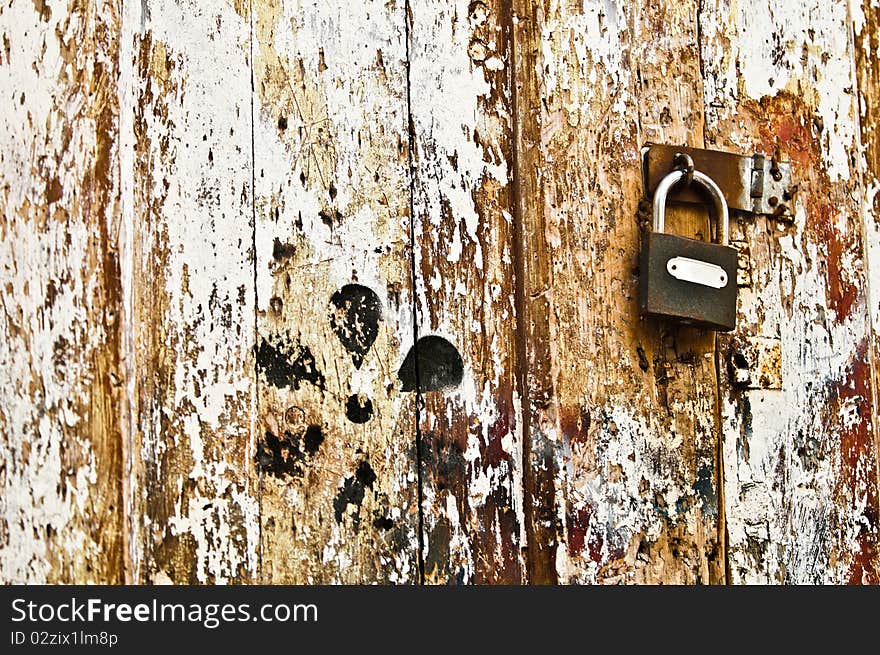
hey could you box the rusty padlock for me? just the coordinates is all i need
[639,157,738,331]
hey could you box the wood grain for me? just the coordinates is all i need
[251,0,419,583]
[855,0,880,573]
[409,0,524,584]
[1,0,879,585]
[0,0,125,583]
[701,0,880,583]
[128,0,259,583]
[512,0,724,584]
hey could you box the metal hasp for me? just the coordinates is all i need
[642,144,795,218]
[639,152,739,332]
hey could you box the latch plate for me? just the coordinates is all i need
[642,144,794,218]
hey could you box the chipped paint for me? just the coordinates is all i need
[513,0,724,584]
[702,0,880,583]
[2,0,879,586]
[0,0,125,583]
[128,0,259,583]
[854,0,880,561]
[251,0,419,583]
[410,0,523,584]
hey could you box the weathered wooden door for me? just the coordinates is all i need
[2,0,878,584]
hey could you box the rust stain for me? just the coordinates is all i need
[483,395,513,470]
[808,200,860,322]
[558,404,590,447]
[473,484,520,583]
[743,91,820,169]
[565,503,604,563]
[739,91,860,322]
[830,343,880,584]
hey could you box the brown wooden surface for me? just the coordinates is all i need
[512,0,723,584]
[856,0,880,579]
[128,0,259,583]
[0,0,125,583]
[251,0,419,584]
[1,0,878,584]
[410,0,523,585]
[703,0,879,583]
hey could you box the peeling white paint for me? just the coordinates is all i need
[253,0,419,583]
[702,0,878,583]
[0,0,123,582]
[132,0,259,583]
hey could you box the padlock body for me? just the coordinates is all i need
[639,232,737,331]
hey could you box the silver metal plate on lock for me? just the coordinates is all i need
[666,257,729,289]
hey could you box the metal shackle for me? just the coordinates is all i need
[652,168,730,245]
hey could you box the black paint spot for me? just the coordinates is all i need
[741,395,753,444]
[636,345,649,372]
[345,394,374,423]
[319,209,344,228]
[256,426,323,478]
[692,464,717,516]
[272,237,296,261]
[303,424,324,455]
[255,337,325,390]
[398,335,464,392]
[372,515,394,531]
[729,348,751,388]
[329,284,381,368]
[356,460,377,486]
[333,460,377,527]
[278,115,287,130]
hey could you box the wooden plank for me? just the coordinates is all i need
[855,0,880,574]
[3,0,877,587]
[701,0,880,582]
[512,0,724,583]
[252,0,419,583]
[128,0,259,583]
[0,0,125,582]
[408,0,524,584]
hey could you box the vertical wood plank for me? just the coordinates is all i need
[512,0,724,583]
[129,0,259,583]
[855,0,880,570]
[701,0,880,583]
[0,0,125,582]
[408,0,524,584]
[252,0,419,583]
